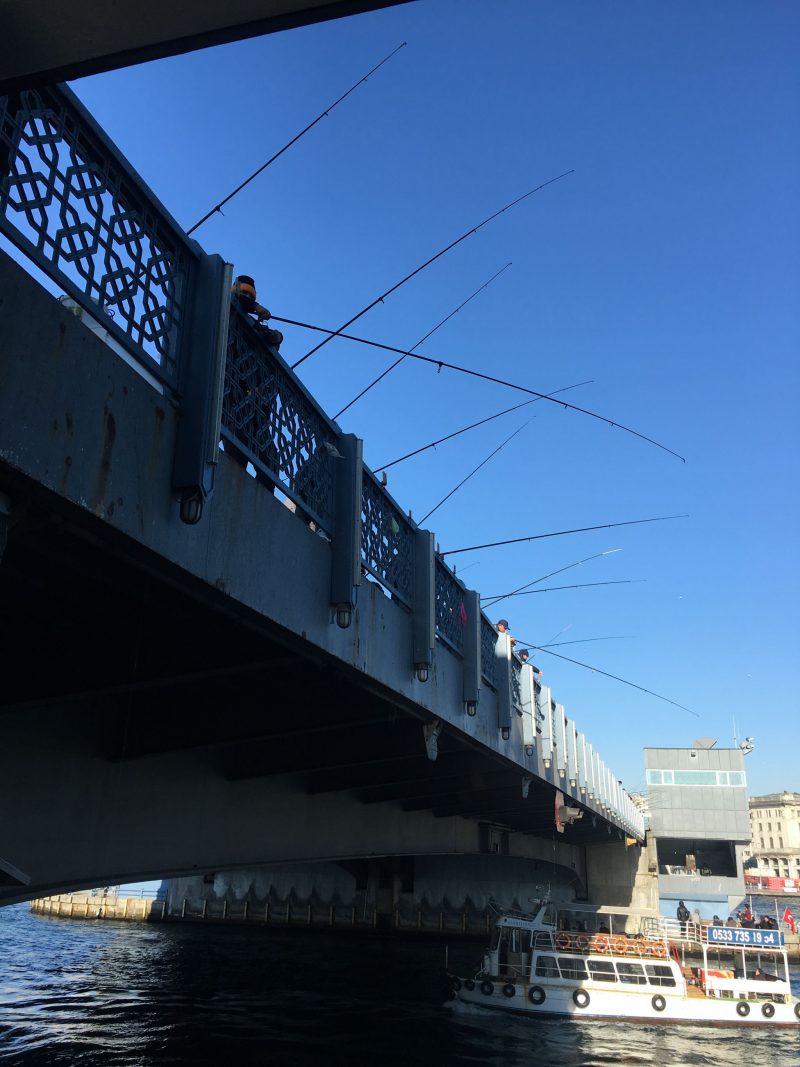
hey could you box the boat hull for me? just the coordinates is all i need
[452,979,800,1028]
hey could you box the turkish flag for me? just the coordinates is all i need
[782,907,796,934]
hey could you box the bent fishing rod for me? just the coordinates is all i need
[274,314,685,461]
[515,638,698,716]
[442,514,688,556]
[483,578,644,597]
[290,170,574,370]
[334,262,512,419]
[374,380,592,472]
[186,42,407,236]
[482,548,622,607]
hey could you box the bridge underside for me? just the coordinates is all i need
[0,471,618,904]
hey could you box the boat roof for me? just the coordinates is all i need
[551,902,663,918]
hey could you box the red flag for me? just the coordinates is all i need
[782,907,796,934]
[458,600,467,626]
[554,790,564,833]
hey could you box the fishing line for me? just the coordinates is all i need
[515,640,699,716]
[186,43,407,235]
[274,314,685,461]
[443,515,688,556]
[290,170,574,369]
[334,263,512,419]
[482,548,622,607]
[374,380,592,472]
[419,417,536,524]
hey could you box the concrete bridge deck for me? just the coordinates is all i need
[0,83,643,906]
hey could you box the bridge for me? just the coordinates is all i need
[0,81,644,908]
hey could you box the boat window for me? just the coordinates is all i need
[535,955,560,978]
[645,964,677,988]
[587,959,616,982]
[558,957,588,981]
[616,962,647,985]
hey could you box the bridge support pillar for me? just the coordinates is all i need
[330,433,363,627]
[496,632,513,738]
[461,589,481,715]
[412,529,435,680]
[172,253,232,524]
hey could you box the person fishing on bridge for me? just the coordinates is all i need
[231,274,284,349]
[518,647,543,679]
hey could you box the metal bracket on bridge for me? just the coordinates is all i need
[423,719,442,761]
[412,529,435,681]
[519,661,538,759]
[330,433,363,628]
[172,254,232,524]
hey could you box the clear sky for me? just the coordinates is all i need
[64,0,798,796]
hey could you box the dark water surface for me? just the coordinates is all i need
[2,905,799,1065]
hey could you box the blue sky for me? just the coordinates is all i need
[61,0,798,795]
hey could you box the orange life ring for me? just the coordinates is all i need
[593,934,609,953]
[555,932,570,952]
[612,937,627,955]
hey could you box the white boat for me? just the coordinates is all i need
[451,901,800,1027]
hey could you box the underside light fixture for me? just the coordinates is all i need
[542,755,551,770]
[335,604,352,629]
[525,743,535,757]
[501,727,510,741]
[414,663,430,683]
[466,700,478,717]
[179,490,204,525]
[569,777,577,789]
[558,767,566,779]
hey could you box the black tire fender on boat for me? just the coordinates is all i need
[651,994,666,1012]
[761,1002,775,1019]
[464,979,475,991]
[502,983,516,998]
[480,980,494,997]
[528,986,546,1006]
[736,1001,750,1018]
[795,1002,800,1020]
[573,989,590,1009]
[452,977,462,992]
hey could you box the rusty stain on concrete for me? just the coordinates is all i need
[92,407,116,512]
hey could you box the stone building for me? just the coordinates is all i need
[745,792,800,880]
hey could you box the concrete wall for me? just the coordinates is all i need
[644,747,750,841]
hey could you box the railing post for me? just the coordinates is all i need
[330,433,363,628]
[462,589,481,716]
[496,631,513,739]
[172,253,232,525]
[412,530,435,681]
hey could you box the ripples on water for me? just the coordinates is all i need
[1,904,799,1065]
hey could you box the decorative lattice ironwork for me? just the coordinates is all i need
[480,615,498,689]
[511,657,522,711]
[0,86,191,382]
[360,472,414,605]
[223,307,337,531]
[435,559,466,653]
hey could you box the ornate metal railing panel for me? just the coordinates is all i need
[222,306,338,532]
[434,559,466,654]
[360,472,415,606]
[511,657,522,711]
[480,615,498,690]
[0,85,193,384]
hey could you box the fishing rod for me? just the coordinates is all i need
[334,263,512,420]
[516,639,698,716]
[374,380,592,472]
[274,314,685,461]
[186,42,407,236]
[482,548,622,607]
[482,578,643,598]
[290,170,574,370]
[420,416,536,524]
[442,515,688,556]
